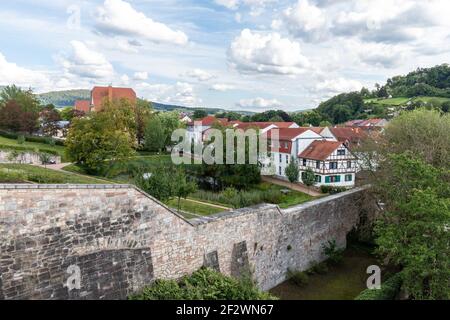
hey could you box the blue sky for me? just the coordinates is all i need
[1,0,450,111]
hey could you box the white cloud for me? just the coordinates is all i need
[120,74,130,85]
[137,81,201,106]
[210,83,235,91]
[229,29,310,75]
[313,78,363,97]
[184,69,215,81]
[133,71,148,80]
[237,97,283,109]
[95,0,188,45]
[0,52,52,91]
[59,40,114,79]
[215,0,273,10]
[281,0,328,41]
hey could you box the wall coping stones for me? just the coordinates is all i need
[0,183,369,226]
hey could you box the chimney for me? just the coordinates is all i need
[108,85,113,103]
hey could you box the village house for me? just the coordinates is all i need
[186,116,360,188]
[74,86,137,113]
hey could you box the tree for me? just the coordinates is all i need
[373,154,450,300]
[172,169,197,212]
[135,164,176,202]
[159,111,183,149]
[285,157,299,185]
[41,104,62,137]
[381,109,450,169]
[193,109,207,119]
[135,99,153,146]
[319,120,332,127]
[302,168,316,187]
[65,111,135,172]
[60,107,86,121]
[39,153,52,168]
[144,116,165,152]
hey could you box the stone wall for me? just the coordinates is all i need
[0,184,367,300]
[0,150,61,165]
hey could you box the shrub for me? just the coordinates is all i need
[17,135,25,145]
[310,262,329,275]
[355,273,402,300]
[0,168,27,183]
[287,269,309,287]
[129,268,276,300]
[320,185,347,195]
[322,240,344,265]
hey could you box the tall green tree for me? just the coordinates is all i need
[65,110,135,172]
[144,116,165,152]
[285,157,299,184]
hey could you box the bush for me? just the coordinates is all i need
[17,135,25,145]
[355,274,402,300]
[0,130,64,146]
[0,168,27,183]
[287,269,309,287]
[0,144,59,156]
[310,262,329,275]
[129,268,276,300]
[320,185,347,195]
[322,240,344,265]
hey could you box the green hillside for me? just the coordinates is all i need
[38,89,90,108]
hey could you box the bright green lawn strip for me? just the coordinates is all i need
[165,198,226,217]
[0,136,66,160]
[0,164,111,184]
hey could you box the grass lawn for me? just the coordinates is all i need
[270,246,378,300]
[365,96,450,106]
[63,154,173,183]
[165,198,227,219]
[190,182,315,210]
[0,136,66,160]
[364,97,410,106]
[0,164,113,184]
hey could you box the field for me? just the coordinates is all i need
[365,96,450,106]
[165,198,228,219]
[190,182,314,210]
[0,164,112,184]
[0,136,66,160]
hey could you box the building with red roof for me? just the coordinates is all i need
[91,86,137,112]
[74,100,91,113]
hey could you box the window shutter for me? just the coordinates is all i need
[325,176,330,183]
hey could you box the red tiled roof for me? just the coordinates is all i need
[188,116,229,126]
[74,100,90,113]
[235,122,276,130]
[330,127,367,148]
[267,128,311,140]
[301,127,324,134]
[270,122,297,128]
[91,86,137,111]
[299,140,343,161]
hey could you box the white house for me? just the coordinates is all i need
[266,128,358,188]
[298,140,357,187]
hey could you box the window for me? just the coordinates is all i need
[279,166,282,175]
[279,154,282,163]
[303,159,307,166]
[337,149,346,156]
[347,161,352,169]
[286,155,289,163]
[329,162,338,170]
[284,142,288,149]
[325,175,341,183]
[316,161,321,169]
[315,175,322,183]
[345,174,353,182]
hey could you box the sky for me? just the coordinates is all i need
[1,0,450,112]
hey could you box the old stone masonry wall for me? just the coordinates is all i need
[0,184,367,300]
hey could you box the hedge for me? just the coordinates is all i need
[355,273,402,300]
[0,130,65,146]
[0,144,60,156]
